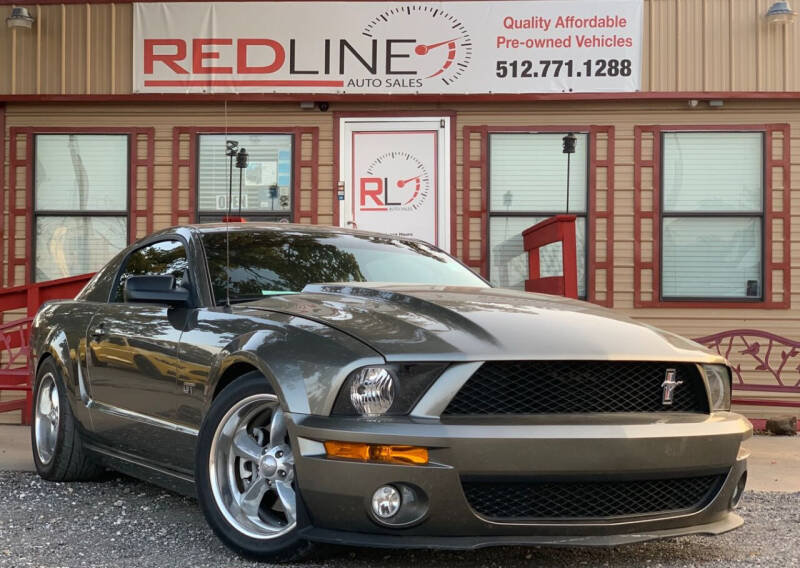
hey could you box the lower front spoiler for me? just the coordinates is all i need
[299,512,744,550]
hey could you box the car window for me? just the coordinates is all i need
[113,240,189,302]
[201,230,489,305]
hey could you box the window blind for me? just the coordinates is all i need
[663,132,763,213]
[662,217,761,298]
[198,134,292,214]
[35,135,128,211]
[661,131,764,300]
[489,133,587,213]
[35,216,127,282]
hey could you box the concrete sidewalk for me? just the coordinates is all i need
[2,424,799,491]
[0,425,32,471]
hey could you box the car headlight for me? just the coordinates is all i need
[349,367,395,416]
[703,364,732,411]
[332,364,448,416]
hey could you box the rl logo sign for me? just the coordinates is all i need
[358,151,431,212]
[349,130,439,245]
[359,176,422,211]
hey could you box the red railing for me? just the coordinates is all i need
[522,215,578,299]
[0,273,93,425]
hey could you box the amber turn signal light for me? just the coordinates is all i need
[324,441,428,465]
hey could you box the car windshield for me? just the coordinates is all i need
[202,229,489,304]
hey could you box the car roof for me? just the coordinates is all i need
[153,222,427,244]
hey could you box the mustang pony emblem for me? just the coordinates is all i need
[661,368,683,405]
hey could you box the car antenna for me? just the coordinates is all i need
[224,146,248,308]
[224,100,237,311]
[224,139,237,310]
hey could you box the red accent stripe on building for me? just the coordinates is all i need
[144,80,345,88]
[6,92,800,104]
[733,398,800,408]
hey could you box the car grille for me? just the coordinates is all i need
[462,474,725,520]
[443,361,709,415]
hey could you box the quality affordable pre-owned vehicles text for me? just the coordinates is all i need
[30,223,751,562]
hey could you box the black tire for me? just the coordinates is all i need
[31,357,104,481]
[195,371,317,563]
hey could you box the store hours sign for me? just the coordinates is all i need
[134,1,643,94]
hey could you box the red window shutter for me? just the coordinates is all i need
[7,128,32,287]
[588,125,615,307]
[130,128,156,241]
[461,125,488,277]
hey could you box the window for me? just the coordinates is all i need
[197,134,293,222]
[661,132,764,300]
[34,135,129,282]
[488,133,588,297]
[114,240,189,302]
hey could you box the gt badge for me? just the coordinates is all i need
[661,369,683,405]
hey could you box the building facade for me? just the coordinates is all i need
[1,0,799,419]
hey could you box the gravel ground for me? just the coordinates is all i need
[0,471,797,568]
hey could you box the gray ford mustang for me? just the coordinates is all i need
[30,223,751,562]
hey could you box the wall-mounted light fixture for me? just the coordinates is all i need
[765,1,796,24]
[6,7,34,29]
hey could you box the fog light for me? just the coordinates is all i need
[371,485,401,519]
[731,472,747,509]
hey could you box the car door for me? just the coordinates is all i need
[86,238,193,469]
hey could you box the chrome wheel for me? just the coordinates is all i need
[209,394,296,540]
[34,372,60,465]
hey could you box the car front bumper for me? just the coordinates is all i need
[289,411,751,548]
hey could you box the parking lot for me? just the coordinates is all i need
[1,426,799,568]
[0,471,798,568]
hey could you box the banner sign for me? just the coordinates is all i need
[352,130,439,244]
[134,1,642,95]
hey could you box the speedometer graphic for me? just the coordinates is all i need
[365,151,431,210]
[362,5,473,85]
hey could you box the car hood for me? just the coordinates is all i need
[240,284,722,363]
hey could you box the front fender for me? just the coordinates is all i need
[198,312,384,415]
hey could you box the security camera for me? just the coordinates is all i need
[318,102,330,112]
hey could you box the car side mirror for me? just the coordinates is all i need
[124,275,191,307]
